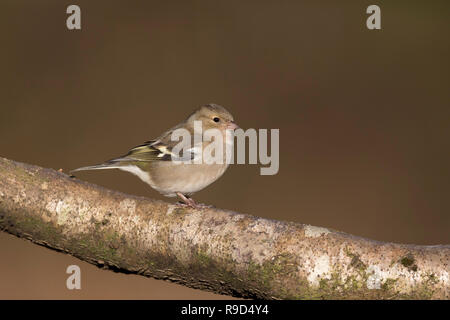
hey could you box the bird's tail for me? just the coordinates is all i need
[70,161,122,174]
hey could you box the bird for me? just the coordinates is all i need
[71,103,238,208]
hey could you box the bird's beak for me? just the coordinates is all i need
[227,121,239,130]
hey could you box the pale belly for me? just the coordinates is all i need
[120,162,229,197]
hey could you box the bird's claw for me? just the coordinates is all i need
[176,201,213,210]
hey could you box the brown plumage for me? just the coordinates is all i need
[72,104,238,207]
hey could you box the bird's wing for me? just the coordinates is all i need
[71,140,177,173]
[110,140,170,162]
[111,137,198,163]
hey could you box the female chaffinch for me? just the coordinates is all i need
[72,104,238,207]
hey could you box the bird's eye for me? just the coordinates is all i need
[213,117,220,123]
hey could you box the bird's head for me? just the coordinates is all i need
[187,103,239,132]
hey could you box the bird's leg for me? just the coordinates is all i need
[176,193,214,209]
[176,192,197,208]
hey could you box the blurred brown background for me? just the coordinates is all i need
[0,0,449,299]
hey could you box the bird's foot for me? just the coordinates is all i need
[176,201,197,209]
[176,193,198,209]
[175,192,213,209]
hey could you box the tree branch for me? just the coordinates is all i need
[0,157,448,299]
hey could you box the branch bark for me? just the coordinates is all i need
[0,157,448,299]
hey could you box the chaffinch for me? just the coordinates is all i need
[72,103,238,207]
